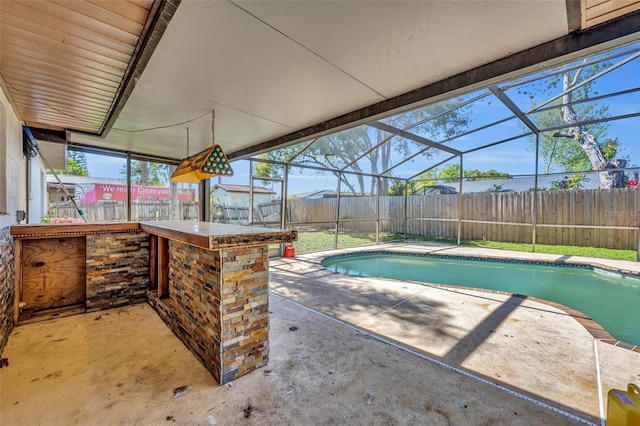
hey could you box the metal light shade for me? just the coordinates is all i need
[170,144,233,183]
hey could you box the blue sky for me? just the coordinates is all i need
[85,154,127,182]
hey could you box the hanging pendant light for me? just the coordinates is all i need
[170,110,234,183]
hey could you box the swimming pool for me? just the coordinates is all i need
[322,252,640,347]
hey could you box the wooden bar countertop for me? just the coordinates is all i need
[10,222,141,238]
[11,221,297,250]
[140,221,297,250]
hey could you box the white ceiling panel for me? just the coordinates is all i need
[235,1,569,99]
[134,0,386,128]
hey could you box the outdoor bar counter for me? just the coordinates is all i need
[11,221,297,384]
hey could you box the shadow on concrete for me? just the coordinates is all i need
[442,294,524,366]
[269,267,463,344]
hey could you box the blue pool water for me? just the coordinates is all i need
[322,253,640,346]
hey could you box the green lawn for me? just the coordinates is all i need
[290,230,637,261]
[290,230,398,253]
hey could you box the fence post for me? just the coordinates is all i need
[532,133,540,252]
[637,226,640,262]
[457,156,463,245]
[376,177,380,244]
[335,173,342,250]
[249,161,254,225]
[403,180,408,237]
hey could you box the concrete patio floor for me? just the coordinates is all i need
[1,242,639,425]
[269,242,640,425]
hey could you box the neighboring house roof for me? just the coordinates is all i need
[459,169,640,193]
[213,184,275,194]
[47,174,122,185]
[418,185,458,195]
[292,189,337,199]
[460,174,594,193]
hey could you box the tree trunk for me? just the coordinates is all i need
[139,161,149,186]
[378,138,391,195]
[558,72,627,188]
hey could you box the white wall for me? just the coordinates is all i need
[0,85,47,224]
[27,162,47,223]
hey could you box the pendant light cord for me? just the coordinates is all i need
[186,127,190,157]
[211,110,215,146]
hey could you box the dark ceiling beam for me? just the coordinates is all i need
[26,125,180,164]
[96,0,181,138]
[229,9,640,160]
[29,127,66,144]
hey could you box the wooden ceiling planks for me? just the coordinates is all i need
[583,0,640,28]
[0,0,157,133]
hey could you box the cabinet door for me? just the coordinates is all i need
[22,237,86,311]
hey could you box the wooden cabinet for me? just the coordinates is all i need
[21,237,86,313]
[11,222,143,323]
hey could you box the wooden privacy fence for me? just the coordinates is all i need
[287,188,640,250]
[48,201,198,222]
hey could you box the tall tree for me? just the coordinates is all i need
[465,169,511,180]
[534,102,620,174]
[411,168,439,192]
[57,150,89,176]
[437,164,511,182]
[553,68,627,188]
[388,180,419,196]
[253,157,282,188]
[524,60,627,188]
[121,161,169,186]
[438,164,462,183]
[257,100,470,195]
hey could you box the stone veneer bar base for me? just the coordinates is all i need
[86,232,150,312]
[148,241,269,385]
[0,224,15,355]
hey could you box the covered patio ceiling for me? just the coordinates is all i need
[1,0,640,163]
